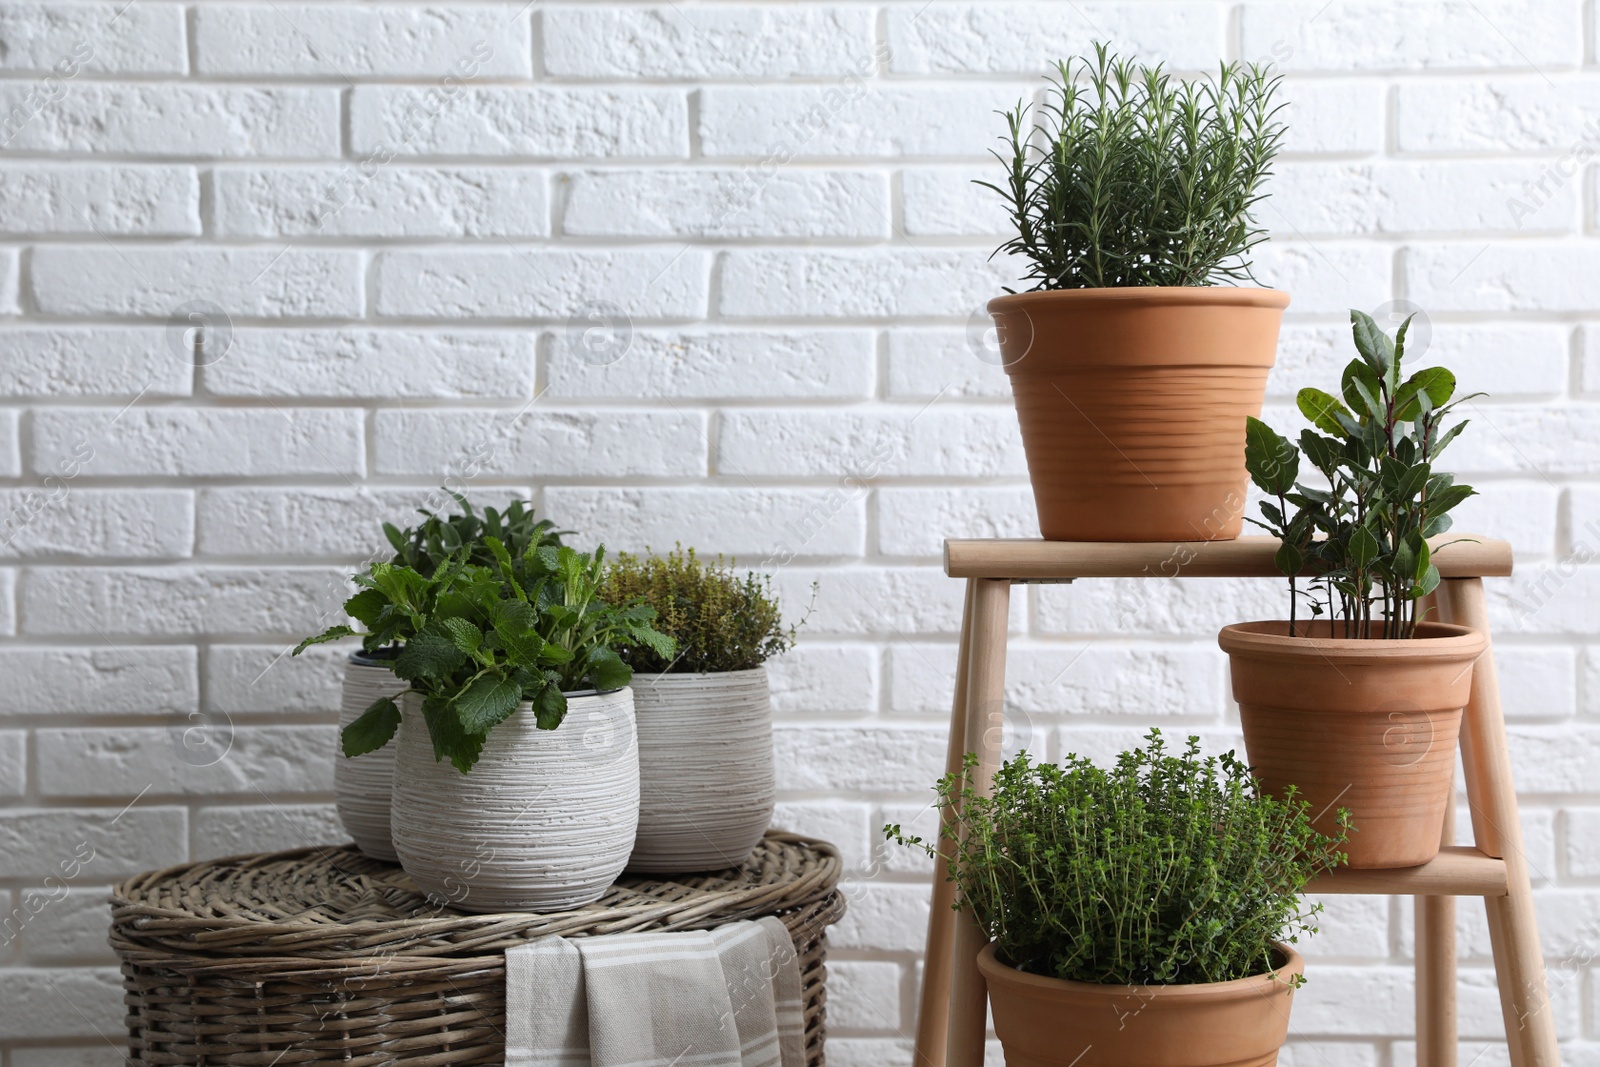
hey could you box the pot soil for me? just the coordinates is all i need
[977,941,1303,1067]
[990,286,1289,542]
[626,667,775,873]
[1219,620,1486,869]
[336,649,404,862]
[390,688,639,912]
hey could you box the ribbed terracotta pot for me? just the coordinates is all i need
[990,287,1289,541]
[1219,620,1486,869]
[390,688,639,913]
[335,650,406,862]
[977,941,1303,1067]
[627,667,774,873]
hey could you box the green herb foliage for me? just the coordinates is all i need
[886,730,1347,986]
[385,492,566,577]
[1244,310,1478,638]
[294,543,674,774]
[601,547,798,673]
[983,43,1285,291]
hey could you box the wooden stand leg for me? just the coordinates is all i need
[945,579,1011,1067]
[1416,781,1457,1067]
[914,582,977,1067]
[1436,578,1559,1067]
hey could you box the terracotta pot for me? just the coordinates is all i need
[989,287,1289,541]
[335,650,406,862]
[627,667,775,873]
[1219,620,1486,869]
[390,688,639,912]
[977,941,1303,1067]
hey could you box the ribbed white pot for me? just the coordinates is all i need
[627,667,775,873]
[336,652,405,862]
[390,687,640,913]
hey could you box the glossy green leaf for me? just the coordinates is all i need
[342,697,402,758]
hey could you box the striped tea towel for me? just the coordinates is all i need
[505,918,804,1067]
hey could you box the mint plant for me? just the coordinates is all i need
[984,43,1285,291]
[385,492,566,577]
[1244,309,1478,638]
[887,730,1346,985]
[295,543,675,774]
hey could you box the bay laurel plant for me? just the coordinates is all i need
[983,43,1286,291]
[601,547,801,674]
[887,731,1347,986]
[294,543,675,774]
[385,492,566,577]
[1244,310,1478,638]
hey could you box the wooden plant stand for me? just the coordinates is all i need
[913,536,1558,1067]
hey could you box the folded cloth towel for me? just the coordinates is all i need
[505,919,804,1067]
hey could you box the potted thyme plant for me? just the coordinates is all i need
[296,541,673,912]
[983,44,1288,541]
[1221,309,1485,869]
[888,731,1346,1066]
[601,548,800,872]
[333,494,566,862]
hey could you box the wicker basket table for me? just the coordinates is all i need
[110,830,844,1067]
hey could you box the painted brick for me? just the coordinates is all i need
[19,566,352,637]
[901,166,1010,238]
[545,6,877,78]
[546,328,875,400]
[375,249,708,319]
[0,3,185,74]
[30,247,364,319]
[349,86,688,158]
[1271,322,1570,400]
[770,800,873,871]
[204,329,536,399]
[205,643,347,714]
[29,408,365,478]
[543,487,865,558]
[0,85,338,156]
[1271,161,1577,236]
[563,168,887,239]
[214,166,548,239]
[700,84,1032,159]
[0,246,18,315]
[773,723,946,793]
[767,644,879,716]
[37,725,336,797]
[1398,79,1600,152]
[886,326,1011,399]
[1507,725,1600,793]
[1297,894,1391,958]
[194,6,531,77]
[0,164,198,235]
[0,488,192,558]
[0,730,22,797]
[193,803,344,856]
[1408,243,1600,313]
[1240,1,1581,71]
[1566,808,1600,877]
[0,807,187,880]
[767,566,1023,637]
[197,485,531,558]
[827,881,931,952]
[0,648,197,715]
[1277,79,1386,154]
[0,568,15,634]
[12,1049,132,1067]
[824,960,903,1030]
[373,409,708,478]
[1034,576,1293,637]
[0,327,190,397]
[885,3,1223,73]
[17,887,119,963]
[824,1040,914,1067]
[0,409,17,478]
[719,408,1025,479]
[0,967,125,1039]
[1248,243,1393,315]
[877,487,1036,557]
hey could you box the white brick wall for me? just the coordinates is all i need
[1,1,1597,1062]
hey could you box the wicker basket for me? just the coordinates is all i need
[111,831,844,1067]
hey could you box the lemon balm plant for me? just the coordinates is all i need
[980,44,1292,541]
[601,548,802,872]
[1219,310,1489,868]
[887,731,1345,1066]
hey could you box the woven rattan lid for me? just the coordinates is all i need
[111,830,841,960]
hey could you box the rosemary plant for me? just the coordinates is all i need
[887,731,1347,985]
[983,44,1286,291]
[1245,310,1478,638]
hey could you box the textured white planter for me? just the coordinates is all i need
[390,687,640,913]
[336,652,405,862]
[627,667,775,873]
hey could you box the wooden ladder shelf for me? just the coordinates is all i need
[915,535,1558,1067]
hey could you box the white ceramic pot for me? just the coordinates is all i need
[390,687,640,913]
[336,651,406,862]
[627,667,775,873]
